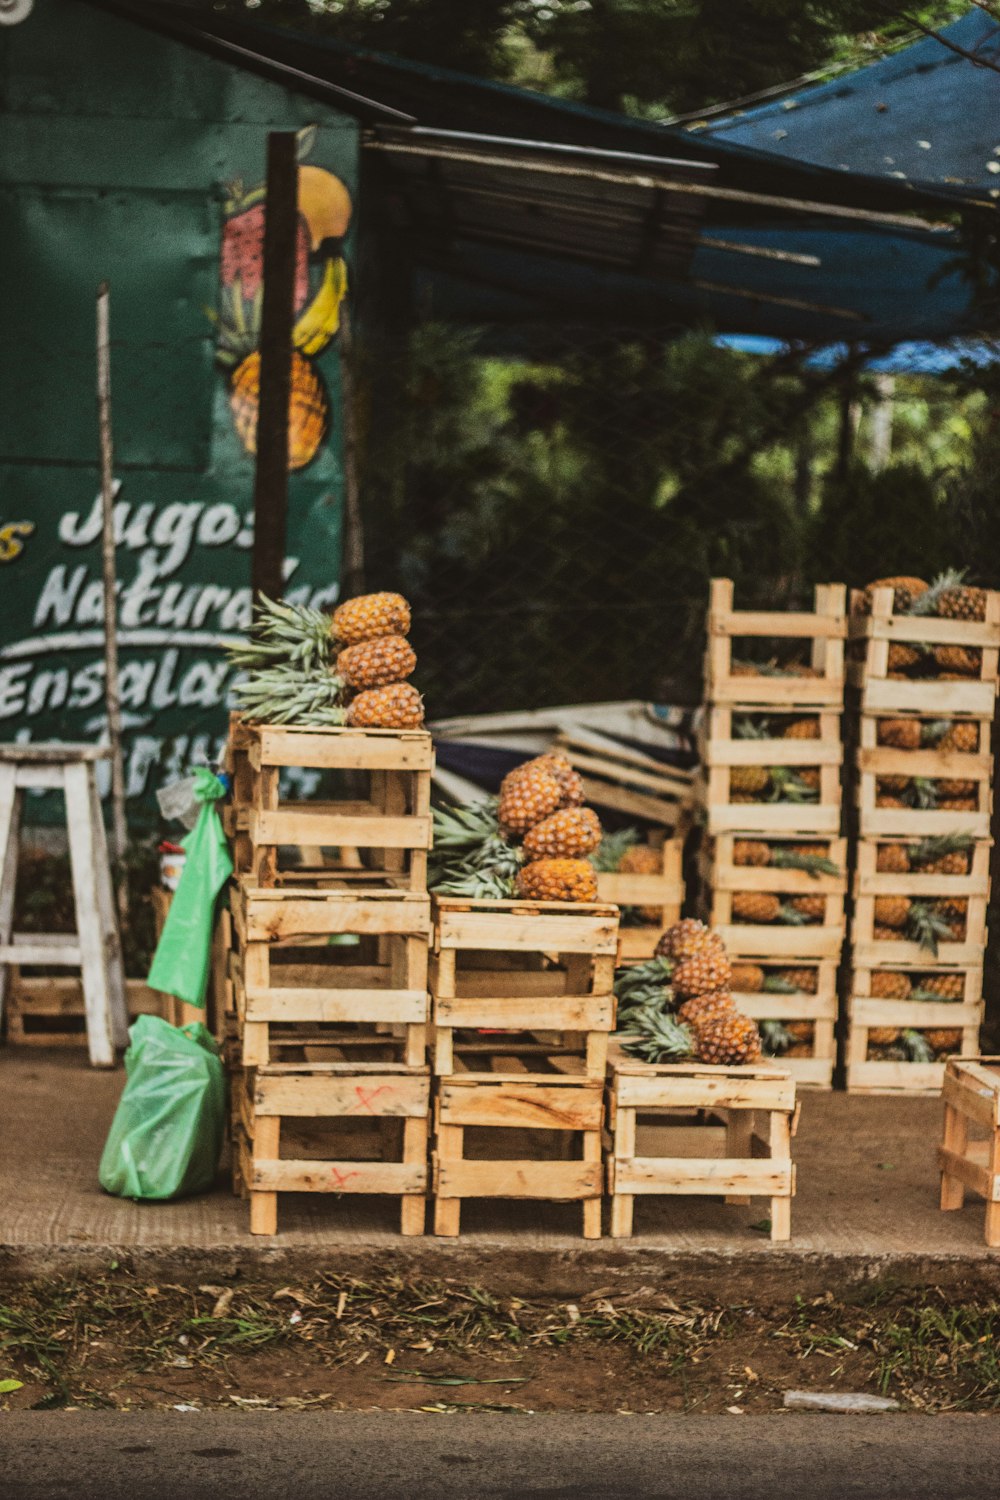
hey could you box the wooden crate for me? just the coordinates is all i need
[431,895,618,1079]
[226,718,433,890]
[231,881,431,1068]
[701,832,847,962]
[606,1042,796,1240]
[553,728,696,828]
[699,705,843,836]
[939,1057,1000,1247]
[850,838,990,967]
[845,965,983,1094]
[848,586,1000,719]
[731,958,839,1089]
[233,1062,430,1236]
[704,578,847,709]
[595,834,685,962]
[431,1064,604,1238]
[854,714,994,839]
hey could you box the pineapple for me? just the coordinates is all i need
[867,1027,902,1047]
[229,349,330,470]
[731,766,771,796]
[497,766,563,835]
[337,635,415,690]
[522,806,601,861]
[860,577,928,612]
[786,1021,815,1043]
[781,968,818,994]
[925,1028,963,1056]
[933,645,981,676]
[733,840,771,867]
[876,843,911,873]
[787,894,826,922]
[876,792,907,809]
[678,992,735,1026]
[912,973,965,1001]
[332,592,411,645]
[772,845,839,877]
[615,842,666,922]
[672,951,733,999]
[783,718,820,740]
[870,970,912,1000]
[693,1011,762,1065]
[874,896,911,929]
[876,718,921,749]
[656,919,726,963]
[938,721,979,753]
[731,963,766,992]
[796,769,821,791]
[531,753,585,807]
[878,774,910,795]
[516,858,597,903]
[911,834,973,875]
[939,797,978,812]
[732,891,781,923]
[937,778,977,800]
[346,682,424,729]
[913,568,987,622]
[887,642,921,672]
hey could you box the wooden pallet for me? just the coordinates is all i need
[704,578,847,709]
[226,717,433,890]
[939,1057,1000,1247]
[845,965,983,1094]
[700,832,847,962]
[231,881,431,1068]
[595,834,685,961]
[606,1042,796,1240]
[432,1063,604,1237]
[233,1062,430,1235]
[731,958,839,1089]
[553,728,696,828]
[854,715,994,839]
[699,705,843,836]
[848,586,1000,718]
[431,895,618,1079]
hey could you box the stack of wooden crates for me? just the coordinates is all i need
[697,580,849,1087]
[843,585,1000,1092]
[429,893,619,1238]
[224,717,434,1234]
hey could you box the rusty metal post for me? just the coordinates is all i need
[251,131,298,603]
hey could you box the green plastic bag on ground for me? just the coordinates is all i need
[148,768,232,1007]
[99,1015,225,1200]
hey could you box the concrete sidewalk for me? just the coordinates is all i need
[2,1050,995,1295]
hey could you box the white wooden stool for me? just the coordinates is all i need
[0,745,128,1068]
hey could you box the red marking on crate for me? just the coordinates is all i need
[354,1084,391,1112]
[329,1166,361,1190]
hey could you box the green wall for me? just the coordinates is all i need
[0,0,358,811]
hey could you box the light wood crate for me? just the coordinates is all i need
[854,714,994,840]
[704,578,847,710]
[596,835,684,962]
[231,880,431,1068]
[432,1064,604,1238]
[938,1057,1000,1247]
[606,1042,797,1240]
[225,717,433,890]
[699,705,844,837]
[850,838,990,968]
[848,586,1000,720]
[233,1062,430,1236]
[732,958,839,1089]
[700,832,847,963]
[430,895,618,1079]
[845,964,983,1094]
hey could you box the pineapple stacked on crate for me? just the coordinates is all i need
[697,578,848,1087]
[429,755,619,1238]
[844,574,1000,1093]
[224,591,434,1235]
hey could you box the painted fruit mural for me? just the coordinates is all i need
[215,132,352,471]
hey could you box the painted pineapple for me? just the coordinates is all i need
[913,973,965,1000]
[877,718,921,750]
[787,895,826,922]
[229,349,330,471]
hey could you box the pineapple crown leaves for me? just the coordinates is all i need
[226,594,335,673]
[901,1029,936,1063]
[767,767,818,803]
[760,1020,792,1055]
[231,665,346,727]
[430,863,517,900]
[614,958,675,1020]
[734,717,771,740]
[591,826,641,873]
[909,986,950,1002]
[431,798,502,854]
[911,831,975,864]
[920,719,952,747]
[907,568,969,616]
[905,901,955,958]
[214,281,264,370]
[776,903,812,926]
[909,777,939,810]
[762,975,799,994]
[614,956,675,996]
[620,1006,693,1064]
[771,847,840,878]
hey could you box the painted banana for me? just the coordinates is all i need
[293,256,348,357]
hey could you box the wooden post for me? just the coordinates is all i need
[96,282,129,926]
[339,299,366,599]
[251,131,299,604]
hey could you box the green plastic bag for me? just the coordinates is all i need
[99,1015,225,1200]
[148,768,233,1008]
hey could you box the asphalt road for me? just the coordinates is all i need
[3,1412,999,1499]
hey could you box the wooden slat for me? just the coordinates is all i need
[435,992,613,1033]
[252,1070,429,1117]
[935,1147,995,1200]
[438,1080,603,1130]
[251,1159,427,1194]
[612,1072,795,1112]
[436,907,619,956]
[241,894,431,941]
[245,985,428,1024]
[434,1159,601,1199]
[714,924,844,960]
[250,809,432,851]
[613,1156,792,1195]
[254,726,434,771]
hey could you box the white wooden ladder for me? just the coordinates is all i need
[0,745,128,1068]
